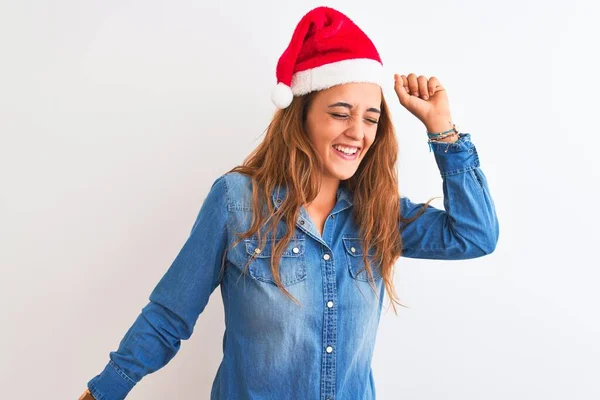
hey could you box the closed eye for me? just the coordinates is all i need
[330,113,379,125]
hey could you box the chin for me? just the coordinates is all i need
[325,167,357,181]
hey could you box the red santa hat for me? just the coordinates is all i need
[271,6,384,109]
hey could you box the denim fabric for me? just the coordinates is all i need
[87,132,499,400]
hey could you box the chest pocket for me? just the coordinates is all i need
[342,236,383,282]
[243,237,307,287]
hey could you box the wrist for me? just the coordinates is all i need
[425,116,454,134]
[425,119,460,150]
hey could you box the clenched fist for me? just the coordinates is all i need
[394,73,455,135]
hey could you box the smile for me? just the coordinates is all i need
[332,144,360,160]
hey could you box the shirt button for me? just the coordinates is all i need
[326,346,333,353]
[327,301,334,308]
[254,248,261,254]
[300,220,305,225]
[350,247,356,253]
[323,254,330,260]
[292,247,300,254]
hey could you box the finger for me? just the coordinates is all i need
[394,73,411,105]
[401,75,409,94]
[407,73,419,97]
[427,76,440,97]
[417,75,429,99]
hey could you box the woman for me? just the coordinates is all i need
[79,6,498,400]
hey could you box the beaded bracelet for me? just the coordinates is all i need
[427,124,457,138]
[426,123,459,153]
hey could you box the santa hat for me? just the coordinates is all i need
[271,6,384,109]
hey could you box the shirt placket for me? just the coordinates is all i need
[293,206,338,400]
[320,212,337,400]
[273,188,351,400]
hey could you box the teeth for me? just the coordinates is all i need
[333,145,358,155]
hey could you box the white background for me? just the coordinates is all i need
[1,1,598,399]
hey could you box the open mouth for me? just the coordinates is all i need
[332,144,360,160]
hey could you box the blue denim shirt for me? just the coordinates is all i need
[87,133,499,400]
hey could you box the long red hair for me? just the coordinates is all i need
[224,90,433,315]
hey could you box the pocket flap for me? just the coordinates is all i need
[342,237,376,257]
[245,237,305,258]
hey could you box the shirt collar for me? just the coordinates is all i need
[271,181,353,210]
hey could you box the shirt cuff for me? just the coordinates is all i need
[87,359,136,400]
[429,132,480,176]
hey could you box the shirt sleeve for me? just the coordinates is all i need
[87,174,230,400]
[399,133,499,260]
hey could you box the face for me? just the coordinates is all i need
[304,82,382,181]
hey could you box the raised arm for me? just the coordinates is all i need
[399,133,499,260]
[86,175,230,400]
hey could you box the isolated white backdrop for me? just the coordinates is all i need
[1,1,598,399]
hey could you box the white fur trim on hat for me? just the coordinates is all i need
[290,58,384,96]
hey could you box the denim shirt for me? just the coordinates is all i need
[87,133,499,400]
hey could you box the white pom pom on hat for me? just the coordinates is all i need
[271,6,385,109]
[271,82,294,109]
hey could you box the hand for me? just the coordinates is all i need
[393,73,454,133]
[77,388,95,400]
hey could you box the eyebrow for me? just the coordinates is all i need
[328,102,381,114]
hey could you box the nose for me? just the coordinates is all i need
[345,118,365,141]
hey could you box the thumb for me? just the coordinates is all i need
[393,74,410,106]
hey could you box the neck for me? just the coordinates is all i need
[305,176,340,211]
